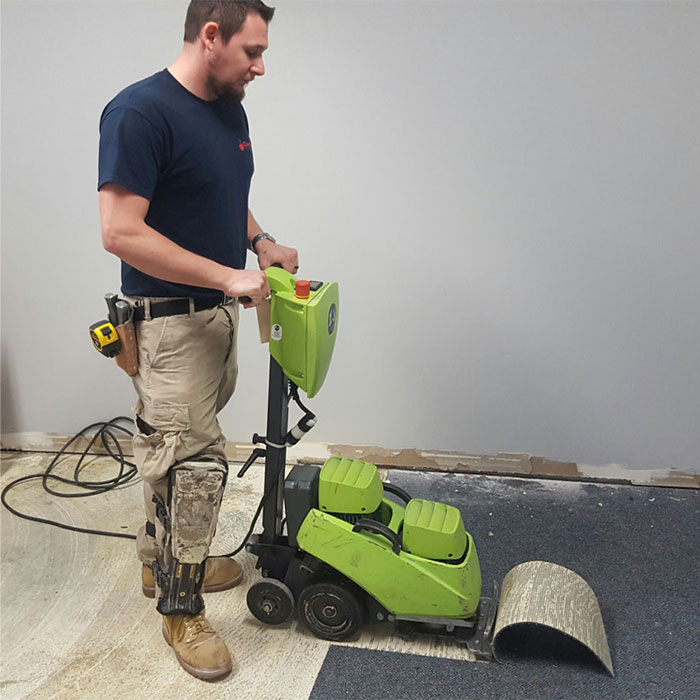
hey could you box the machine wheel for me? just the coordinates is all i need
[247,579,295,625]
[298,581,364,641]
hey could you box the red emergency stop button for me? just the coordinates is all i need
[295,280,311,299]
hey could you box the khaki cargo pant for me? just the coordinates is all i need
[126,297,239,567]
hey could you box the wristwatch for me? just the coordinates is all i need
[250,232,276,254]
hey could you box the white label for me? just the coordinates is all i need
[271,324,283,341]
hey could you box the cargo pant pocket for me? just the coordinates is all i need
[133,400,191,485]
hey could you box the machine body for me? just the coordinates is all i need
[240,268,493,653]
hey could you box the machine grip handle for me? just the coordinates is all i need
[382,483,411,505]
[352,519,402,555]
[240,265,283,305]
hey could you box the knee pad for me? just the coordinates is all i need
[155,458,227,615]
[170,458,227,564]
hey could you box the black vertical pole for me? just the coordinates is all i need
[262,357,289,543]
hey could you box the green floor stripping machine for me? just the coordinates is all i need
[237,267,614,674]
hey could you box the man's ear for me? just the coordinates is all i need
[200,21,220,50]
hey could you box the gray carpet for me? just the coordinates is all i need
[309,471,700,699]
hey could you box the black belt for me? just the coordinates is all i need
[132,297,230,322]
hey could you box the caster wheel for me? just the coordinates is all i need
[298,581,364,641]
[247,579,295,625]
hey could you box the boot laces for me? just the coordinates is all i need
[183,613,214,641]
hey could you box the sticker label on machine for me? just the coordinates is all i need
[271,324,283,341]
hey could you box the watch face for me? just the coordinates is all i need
[254,233,275,250]
[252,233,274,253]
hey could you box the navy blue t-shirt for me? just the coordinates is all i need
[98,69,254,301]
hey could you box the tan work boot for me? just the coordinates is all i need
[142,557,244,598]
[162,611,234,681]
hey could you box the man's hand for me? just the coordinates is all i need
[256,240,299,274]
[222,269,271,309]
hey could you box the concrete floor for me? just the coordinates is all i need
[0,452,474,699]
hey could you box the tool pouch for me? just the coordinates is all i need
[115,319,138,376]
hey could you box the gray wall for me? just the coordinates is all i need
[2,1,699,472]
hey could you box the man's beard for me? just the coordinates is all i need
[207,76,245,105]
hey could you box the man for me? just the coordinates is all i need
[98,0,296,681]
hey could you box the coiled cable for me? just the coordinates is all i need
[1,417,138,540]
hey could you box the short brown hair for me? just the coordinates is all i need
[184,1,275,44]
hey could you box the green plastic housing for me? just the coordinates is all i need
[296,507,481,619]
[402,499,467,561]
[266,267,339,398]
[296,457,482,619]
[318,457,384,514]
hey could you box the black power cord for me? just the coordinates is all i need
[1,417,139,540]
[1,416,284,557]
[220,476,276,558]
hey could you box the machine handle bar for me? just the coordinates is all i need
[382,483,412,505]
[352,519,402,555]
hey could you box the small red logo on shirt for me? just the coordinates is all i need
[239,141,252,152]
